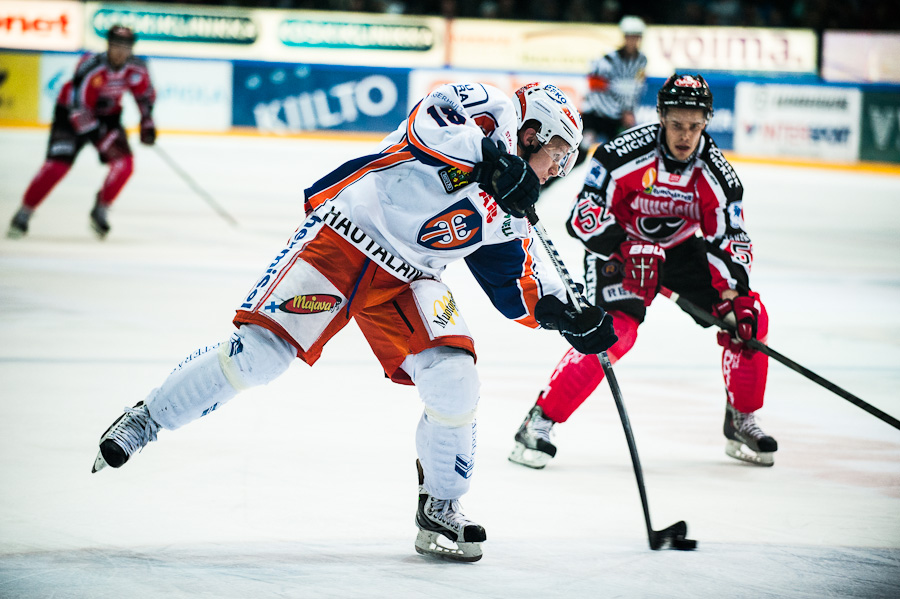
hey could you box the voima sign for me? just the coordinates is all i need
[0,0,82,51]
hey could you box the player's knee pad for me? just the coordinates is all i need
[218,324,295,390]
[405,346,479,427]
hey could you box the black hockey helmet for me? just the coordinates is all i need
[107,25,136,46]
[657,73,713,119]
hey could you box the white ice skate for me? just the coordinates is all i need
[724,402,777,467]
[92,401,159,473]
[414,460,485,562]
[508,404,557,469]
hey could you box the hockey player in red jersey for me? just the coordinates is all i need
[89,82,617,562]
[509,73,778,469]
[7,25,156,239]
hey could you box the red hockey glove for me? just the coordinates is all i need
[620,240,665,306]
[140,117,157,145]
[713,295,760,352]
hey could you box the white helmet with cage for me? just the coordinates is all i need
[619,15,646,36]
[513,82,583,175]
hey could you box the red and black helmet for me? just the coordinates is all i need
[657,73,713,119]
[107,25,136,46]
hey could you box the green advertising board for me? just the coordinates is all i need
[860,90,900,163]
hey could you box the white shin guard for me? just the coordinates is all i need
[147,325,295,430]
[404,347,480,500]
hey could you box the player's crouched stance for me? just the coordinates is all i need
[510,73,777,470]
[91,82,616,563]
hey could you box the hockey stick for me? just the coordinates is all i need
[659,286,900,431]
[152,144,239,227]
[526,208,696,550]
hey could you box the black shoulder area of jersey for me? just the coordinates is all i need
[594,122,660,169]
[697,131,742,192]
[125,55,149,69]
[73,53,103,82]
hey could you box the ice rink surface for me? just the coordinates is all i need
[1,127,899,598]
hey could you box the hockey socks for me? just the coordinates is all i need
[22,160,71,209]
[537,311,639,423]
[97,155,134,206]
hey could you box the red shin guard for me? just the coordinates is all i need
[537,311,639,423]
[23,160,71,209]
[722,298,769,412]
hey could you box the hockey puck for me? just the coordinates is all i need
[671,538,697,550]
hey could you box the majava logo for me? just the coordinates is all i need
[91,9,257,44]
[278,19,433,51]
[280,294,342,315]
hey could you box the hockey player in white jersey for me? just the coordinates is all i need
[91,82,618,562]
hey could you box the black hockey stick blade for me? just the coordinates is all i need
[659,286,900,431]
[650,520,697,551]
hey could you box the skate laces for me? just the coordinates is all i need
[107,405,159,456]
[736,411,766,440]
[527,409,554,442]
[427,497,474,531]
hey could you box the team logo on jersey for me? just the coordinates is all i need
[728,201,745,229]
[641,167,656,192]
[278,294,342,314]
[418,198,483,250]
[438,165,471,193]
[602,262,621,277]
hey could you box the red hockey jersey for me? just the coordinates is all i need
[567,123,751,294]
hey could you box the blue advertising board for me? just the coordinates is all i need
[232,61,409,133]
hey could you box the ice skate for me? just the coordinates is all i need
[724,402,777,466]
[7,208,31,239]
[92,401,159,473]
[508,404,557,469]
[89,199,110,239]
[414,460,485,562]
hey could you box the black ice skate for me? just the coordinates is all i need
[724,402,777,467]
[414,460,486,562]
[92,401,159,473]
[89,199,110,239]
[7,208,31,239]
[508,404,557,469]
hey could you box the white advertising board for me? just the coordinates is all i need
[0,0,83,51]
[734,83,861,161]
[83,3,446,67]
[643,26,817,77]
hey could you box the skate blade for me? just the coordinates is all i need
[7,227,25,239]
[508,443,552,469]
[91,451,108,473]
[726,440,774,467]
[415,530,482,562]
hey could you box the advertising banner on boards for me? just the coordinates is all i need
[734,83,861,161]
[233,61,408,133]
[0,0,82,51]
[82,3,446,67]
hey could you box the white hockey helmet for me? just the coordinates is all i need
[619,15,646,36]
[514,82,583,175]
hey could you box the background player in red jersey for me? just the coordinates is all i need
[509,73,779,469]
[8,25,156,239]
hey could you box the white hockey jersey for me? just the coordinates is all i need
[303,82,567,327]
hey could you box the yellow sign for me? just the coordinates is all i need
[0,52,40,123]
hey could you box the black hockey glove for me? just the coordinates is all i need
[140,117,156,145]
[535,295,618,355]
[471,137,540,218]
